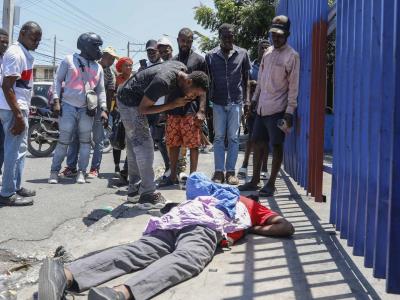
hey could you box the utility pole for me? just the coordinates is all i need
[2,0,15,44]
[53,35,57,72]
[127,41,130,57]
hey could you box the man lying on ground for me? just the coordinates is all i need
[38,173,294,300]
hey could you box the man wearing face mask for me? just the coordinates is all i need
[49,32,108,185]
[205,23,251,186]
[249,15,300,197]
[0,22,41,206]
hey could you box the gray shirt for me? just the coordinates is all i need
[53,53,106,109]
[205,45,251,106]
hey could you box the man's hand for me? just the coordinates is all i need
[283,113,293,128]
[101,110,109,128]
[53,99,61,118]
[195,111,205,126]
[173,96,192,108]
[11,113,25,135]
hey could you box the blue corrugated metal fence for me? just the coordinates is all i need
[277,0,400,294]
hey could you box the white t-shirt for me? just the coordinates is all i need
[0,42,34,111]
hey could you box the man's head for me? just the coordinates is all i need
[100,46,118,67]
[145,39,160,64]
[269,15,290,49]
[157,37,173,61]
[177,28,193,56]
[77,32,103,61]
[0,29,9,56]
[179,71,209,99]
[18,21,42,51]
[219,23,235,52]
[257,39,270,60]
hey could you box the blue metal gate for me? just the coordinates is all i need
[277,0,400,294]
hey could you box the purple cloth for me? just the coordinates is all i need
[143,196,251,235]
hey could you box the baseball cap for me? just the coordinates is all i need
[157,37,173,48]
[146,39,158,50]
[269,15,291,35]
[102,46,119,58]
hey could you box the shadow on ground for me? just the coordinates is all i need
[227,170,380,300]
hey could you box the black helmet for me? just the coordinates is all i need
[77,32,103,61]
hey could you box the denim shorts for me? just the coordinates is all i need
[251,111,285,145]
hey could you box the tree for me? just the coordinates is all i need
[193,0,275,58]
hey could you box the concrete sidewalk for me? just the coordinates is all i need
[0,148,394,299]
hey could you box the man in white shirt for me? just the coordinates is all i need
[0,29,9,184]
[0,22,42,206]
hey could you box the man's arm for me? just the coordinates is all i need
[52,59,68,117]
[138,95,192,115]
[2,76,25,135]
[249,216,295,237]
[95,68,107,111]
[242,52,251,104]
[285,53,300,115]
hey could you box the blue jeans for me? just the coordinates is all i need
[50,102,94,173]
[66,108,104,170]
[0,122,4,174]
[118,101,156,195]
[0,109,28,196]
[212,103,242,172]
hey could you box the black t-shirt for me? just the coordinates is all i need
[117,61,187,107]
[167,51,207,116]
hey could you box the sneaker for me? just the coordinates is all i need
[238,167,247,179]
[163,168,171,178]
[0,194,33,206]
[226,172,239,185]
[76,171,86,184]
[38,258,67,300]
[48,172,59,184]
[88,287,126,300]
[211,171,224,184]
[88,168,99,179]
[119,169,128,185]
[114,165,120,174]
[158,177,179,187]
[60,167,78,178]
[137,192,166,210]
[259,184,277,197]
[260,171,269,180]
[16,187,36,197]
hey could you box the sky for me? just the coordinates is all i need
[2,0,216,69]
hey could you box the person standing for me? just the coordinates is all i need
[0,22,42,206]
[205,23,251,185]
[48,32,108,184]
[160,28,207,186]
[0,29,9,185]
[241,15,300,196]
[238,40,270,180]
[62,47,118,178]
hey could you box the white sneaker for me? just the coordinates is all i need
[163,168,171,178]
[260,171,269,180]
[238,167,247,179]
[48,172,59,184]
[76,171,86,184]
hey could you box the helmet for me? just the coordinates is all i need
[77,32,103,61]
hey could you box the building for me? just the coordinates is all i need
[33,65,56,82]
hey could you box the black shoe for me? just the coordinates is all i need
[16,187,36,197]
[0,194,33,206]
[137,192,166,210]
[38,258,67,300]
[238,182,260,191]
[259,185,277,197]
[114,165,120,173]
[88,287,126,300]
[158,177,179,187]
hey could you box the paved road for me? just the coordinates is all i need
[0,149,393,300]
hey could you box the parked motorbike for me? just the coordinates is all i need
[28,96,113,157]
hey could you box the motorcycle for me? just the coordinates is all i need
[28,96,113,157]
